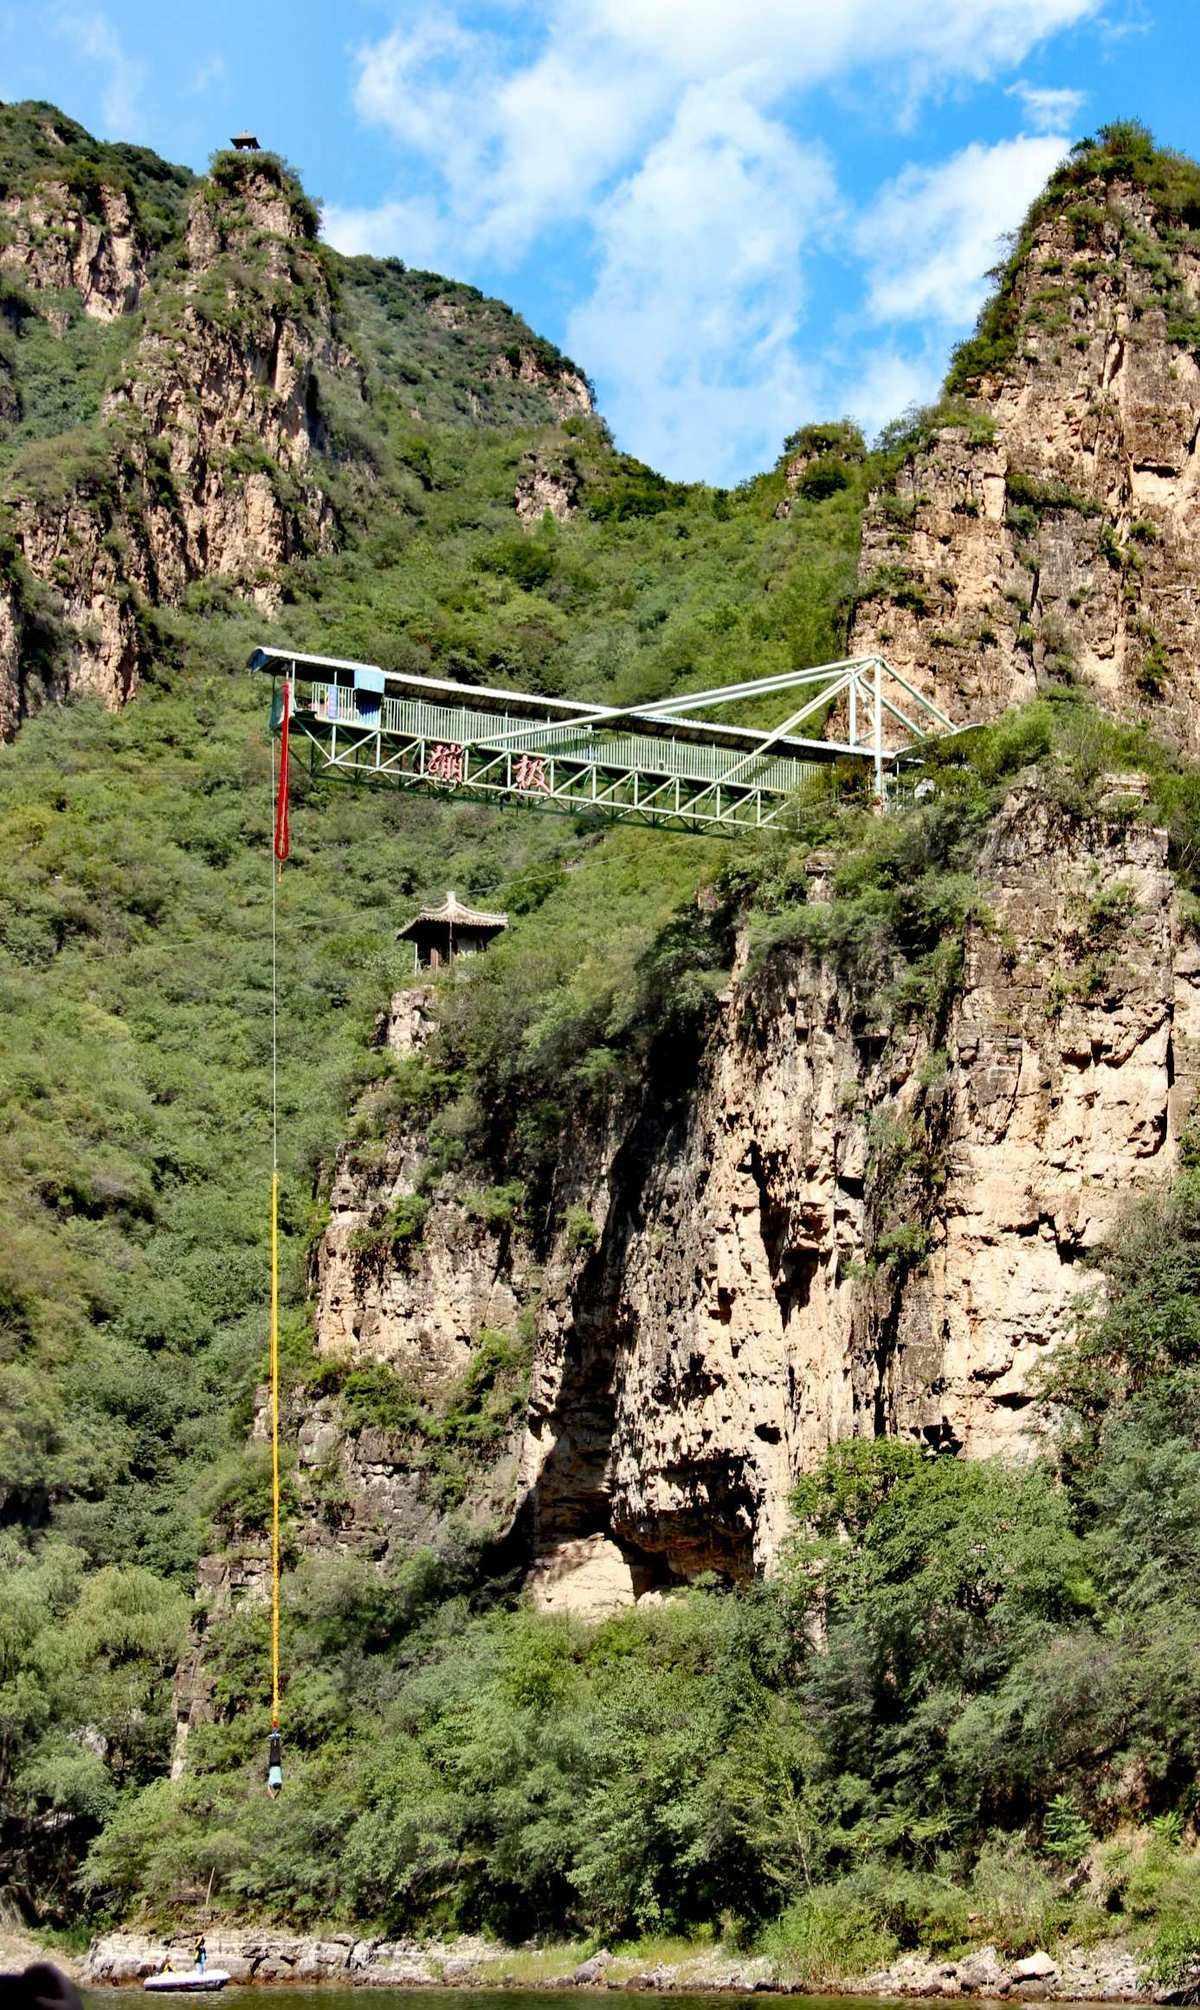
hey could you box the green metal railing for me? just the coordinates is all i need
[307,684,818,794]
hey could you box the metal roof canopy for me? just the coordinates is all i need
[248,647,966,836]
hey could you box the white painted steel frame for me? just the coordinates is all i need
[249,647,966,835]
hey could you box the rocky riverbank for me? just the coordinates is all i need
[83,1930,1162,1999]
[857,1942,1148,2000]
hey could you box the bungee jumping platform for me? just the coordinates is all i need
[249,647,968,836]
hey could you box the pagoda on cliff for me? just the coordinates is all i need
[396,891,508,971]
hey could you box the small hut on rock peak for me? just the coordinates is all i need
[396,891,508,971]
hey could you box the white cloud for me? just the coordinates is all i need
[576,0,1099,95]
[324,195,458,269]
[345,8,667,263]
[343,0,1102,265]
[337,0,1104,475]
[565,86,835,481]
[189,54,227,96]
[855,133,1071,328]
[1007,81,1087,131]
[53,7,145,138]
[353,11,494,164]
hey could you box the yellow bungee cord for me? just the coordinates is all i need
[266,681,291,1797]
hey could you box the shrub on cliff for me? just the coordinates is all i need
[207,148,321,240]
[947,121,1200,392]
[1039,1171,1200,1457]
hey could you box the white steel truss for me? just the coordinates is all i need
[248,648,967,836]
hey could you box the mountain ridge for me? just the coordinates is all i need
[850,121,1200,744]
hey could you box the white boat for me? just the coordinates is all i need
[144,1970,230,1993]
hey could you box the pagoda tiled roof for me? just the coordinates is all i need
[396,891,509,938]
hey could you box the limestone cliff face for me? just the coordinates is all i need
[0,179,147,321]
[314,985,529,1387]
[2,479,161,720]
[306,790,1200,1612]
[849,175,1200,743]
[315,1141,527,1384]
[101,173,351,595]
[0,122,596,740]
[486,342,592,419]
[0,159,354,735]
[514,443,581,526]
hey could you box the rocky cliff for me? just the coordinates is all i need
[299,780,1200,1615]
[0,142,353,730]
[0,104,592,736]
[1,177,147,322]
[849,140,1200,744]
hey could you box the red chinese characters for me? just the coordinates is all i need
[514,753,549,793]
[427,742,464,785]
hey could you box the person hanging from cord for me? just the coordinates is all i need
[267,1725,283,1797]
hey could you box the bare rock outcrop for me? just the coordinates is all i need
[314,1132,528,1385]
[0,459,188,731]
[85,1928,492,1988]
[97,166,345,607]
[487,341,592,418]
[86,1924,1152,1997]
[0,179,147,320]
[849,173,1200,745]
[314,984,529,1383]
[305,789,1200,1595]
[0,157,358,734]
[526,1532,639,1615]
[538,792,1197,1577]
[860,1938,1145,2000]
[515,444,581,526]
[385,985,438,1057]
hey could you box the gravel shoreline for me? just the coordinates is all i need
[82,1931,1167,2001]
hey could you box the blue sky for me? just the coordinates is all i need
[4,0,1198,481]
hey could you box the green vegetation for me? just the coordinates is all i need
[0,311,141,469]
[66,1176,1200,1978]
[1006,468,1102,518]
[875,396,996,465]
[9,98,1200,1985]
[0,99,195,245]
[313,1324,532,1476]
[0,1538,188,1911]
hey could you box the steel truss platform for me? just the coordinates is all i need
[248,648,965,836]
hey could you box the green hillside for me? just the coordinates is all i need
[0,102,874,1919]
[6,109,1200,1986]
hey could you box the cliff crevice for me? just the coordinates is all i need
[300,785,1200,1615]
